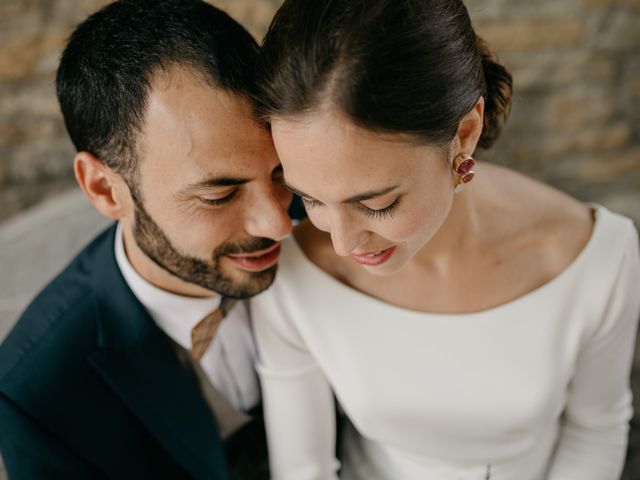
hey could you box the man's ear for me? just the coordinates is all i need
[74,152,130,220]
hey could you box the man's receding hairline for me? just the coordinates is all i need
[126,62,265,201]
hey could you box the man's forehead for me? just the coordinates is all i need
[141,73,269,156]
[145,65,258,126]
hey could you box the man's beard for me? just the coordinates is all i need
[131,195,278,299]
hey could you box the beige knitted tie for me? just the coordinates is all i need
[190,297,235,361]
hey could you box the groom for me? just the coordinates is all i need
[0,0,293,478]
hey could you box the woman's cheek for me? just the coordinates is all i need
[307,209,331,233]
[383,201,446,244]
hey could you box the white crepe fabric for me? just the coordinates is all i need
[251,205,640,480]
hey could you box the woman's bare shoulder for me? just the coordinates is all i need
[484,164,595,274]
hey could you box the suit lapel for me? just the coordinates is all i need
[88,329,228,480]
[87,225,229,480]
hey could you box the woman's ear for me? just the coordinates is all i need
[74,152,130,220]
[454,97,485,156]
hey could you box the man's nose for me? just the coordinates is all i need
[245,186,293,241]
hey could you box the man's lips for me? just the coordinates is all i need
[351,246,396,266]
[225,243,281,272]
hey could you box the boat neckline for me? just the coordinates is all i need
[284,204,607,318]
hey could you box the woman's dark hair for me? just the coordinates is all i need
[255,0,513,150]
[56,0,259,180]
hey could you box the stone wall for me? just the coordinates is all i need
[468,0,640,224]
[0,0,285,220]
[0,0,638,222]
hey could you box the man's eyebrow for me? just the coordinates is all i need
[285,183,399,203]
[187,177,251,189]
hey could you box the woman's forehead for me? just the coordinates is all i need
[272,112,441,166]
[273,117,446,203]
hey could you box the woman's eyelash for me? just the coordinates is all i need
[300,196,401,220]
[359,198,401,220]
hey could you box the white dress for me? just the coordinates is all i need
[251,205,640,480]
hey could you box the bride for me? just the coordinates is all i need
[250,0,640,478]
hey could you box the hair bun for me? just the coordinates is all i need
[476,35,513,149]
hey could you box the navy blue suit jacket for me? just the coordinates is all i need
[0,225,230,479]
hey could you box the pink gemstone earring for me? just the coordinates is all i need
[452,153,476,193]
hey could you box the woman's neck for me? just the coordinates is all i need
[410,176,484,272]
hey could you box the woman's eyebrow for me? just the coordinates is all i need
[284,182,399,203]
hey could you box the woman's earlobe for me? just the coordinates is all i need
[74,152,126,220]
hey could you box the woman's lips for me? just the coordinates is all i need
[351,246,396,266]
[225,243,281,272]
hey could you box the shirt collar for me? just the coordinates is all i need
[114,222,222,350]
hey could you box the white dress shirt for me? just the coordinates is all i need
[114,222,260,411]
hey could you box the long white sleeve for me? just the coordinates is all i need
[250,207,640,480]
[252,284,340,480]
[546,224,640,479]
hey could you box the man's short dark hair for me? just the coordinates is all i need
[56,0,259,180]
